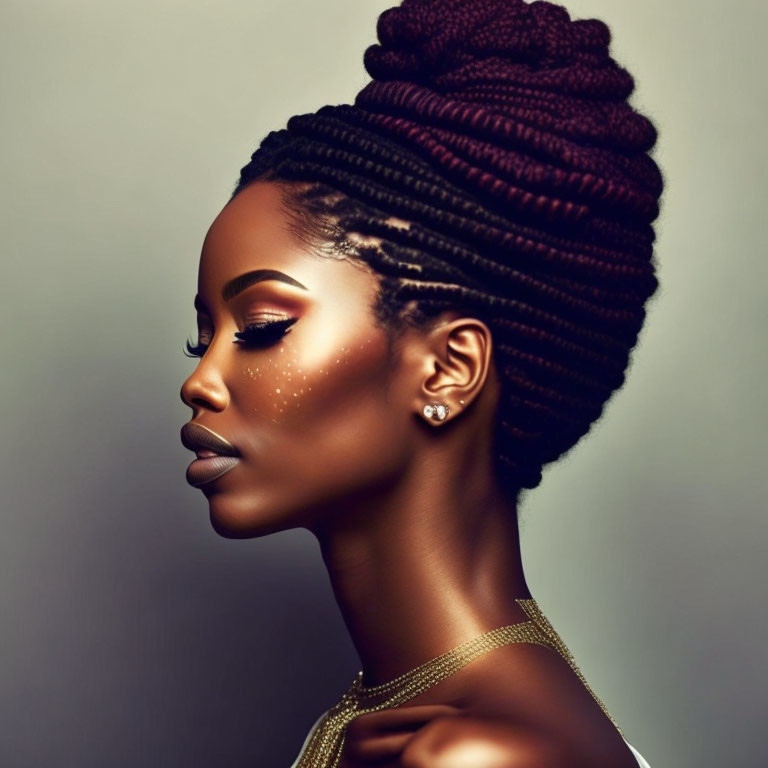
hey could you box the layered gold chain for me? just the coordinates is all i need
[291,598,622,768]
[514,599,623,737]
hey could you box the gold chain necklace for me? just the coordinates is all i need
[291,598,622,768]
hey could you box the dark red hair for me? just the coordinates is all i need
[232,0,665,498]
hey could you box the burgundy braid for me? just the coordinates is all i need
[231,0,665,497]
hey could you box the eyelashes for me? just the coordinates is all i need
[234,316,299,347]
[184,317,299,359]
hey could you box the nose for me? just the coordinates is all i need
[180,354,230,412]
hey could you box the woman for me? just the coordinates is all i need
[179,0,663,765]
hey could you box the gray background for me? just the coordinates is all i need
[1,0,765,766]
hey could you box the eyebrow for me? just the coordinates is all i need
[194,269,308,313]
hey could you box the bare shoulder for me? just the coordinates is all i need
[341,642,640,768]
[397,712,639,768]
[392,642,640,768]
[397,713,572,768]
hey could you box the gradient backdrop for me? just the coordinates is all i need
[1,0,766,766]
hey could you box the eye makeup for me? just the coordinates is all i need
[184,316,299,358]
[233,316,299,346]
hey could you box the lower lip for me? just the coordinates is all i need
[186,455,241,487]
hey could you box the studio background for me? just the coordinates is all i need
[1,1,765,766]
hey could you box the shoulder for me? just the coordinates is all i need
[344,642,637,767]
[396,714,577,768]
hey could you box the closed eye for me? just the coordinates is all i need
[184,316,299,358]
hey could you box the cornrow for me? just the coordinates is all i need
[230,0,665,498]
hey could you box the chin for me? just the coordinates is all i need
[204,488,300,539]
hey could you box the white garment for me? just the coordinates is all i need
[289,708,653,767]
[624,737,653,768]
[288,710,325,768]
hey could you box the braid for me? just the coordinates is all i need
[230,0,665,497]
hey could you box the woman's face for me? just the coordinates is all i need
[179,181,415,537]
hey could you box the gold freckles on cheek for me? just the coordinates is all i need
[242,336,379,420]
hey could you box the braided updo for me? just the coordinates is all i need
[230,0,665,499]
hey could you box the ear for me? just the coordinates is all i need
[412,314,494,425]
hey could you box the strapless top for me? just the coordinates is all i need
[289,707,653,767]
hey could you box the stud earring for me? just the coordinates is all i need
[422,401,451,422]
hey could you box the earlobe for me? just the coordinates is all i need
[416,317,493,424]
[422,401,451,423]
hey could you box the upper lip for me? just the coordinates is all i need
[180,422,240,458]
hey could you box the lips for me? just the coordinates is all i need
[181,423,241,488]
[185,454,240,487]
[180,422,240,457]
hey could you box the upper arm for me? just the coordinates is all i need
[398,715,569,768]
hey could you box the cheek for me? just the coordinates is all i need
[238,332,388,425]
[235,329,409,494]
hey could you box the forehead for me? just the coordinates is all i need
[197,181,377,312]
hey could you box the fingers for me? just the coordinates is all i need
[343,704,464,764]
[350,704,463,733]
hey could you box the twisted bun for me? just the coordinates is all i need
[368,0,619,84]
[233,0,665,494]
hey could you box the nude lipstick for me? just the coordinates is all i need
[181,422,241,487]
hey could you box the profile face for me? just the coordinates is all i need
[179,181,415,538]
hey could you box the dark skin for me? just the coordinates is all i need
[180,181,639,767]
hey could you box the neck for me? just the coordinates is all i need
[307,458,532,687]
